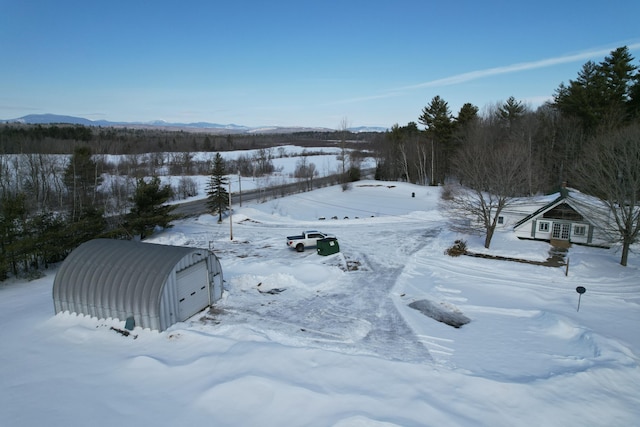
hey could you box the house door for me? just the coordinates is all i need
[552,223,570,240]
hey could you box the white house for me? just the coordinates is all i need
[511,188,612,247]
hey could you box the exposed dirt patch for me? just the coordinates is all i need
[199,306,227,325]
[347,260,362,271]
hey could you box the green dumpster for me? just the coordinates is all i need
[317,237,340,256]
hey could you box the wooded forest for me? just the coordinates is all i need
[2,46,640,278]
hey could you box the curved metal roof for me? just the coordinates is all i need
[52,239,208,329]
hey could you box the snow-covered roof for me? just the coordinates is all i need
[513,188,608,230]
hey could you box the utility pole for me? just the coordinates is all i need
[238,171,242,207]
[228,180,233,240]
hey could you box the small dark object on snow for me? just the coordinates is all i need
[110,326,138,339]
[408,299,470,328]
[258,288,286,295]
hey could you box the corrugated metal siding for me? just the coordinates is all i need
[208,253,223,301]
[159,273,177,332]
[53,239,223,331]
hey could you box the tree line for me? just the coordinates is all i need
[0,124,373,155]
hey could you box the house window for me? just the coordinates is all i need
[498,216,504,225]
[574,225,586,236]
[538,221,549,232]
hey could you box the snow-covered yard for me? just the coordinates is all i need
[2,180,639,426]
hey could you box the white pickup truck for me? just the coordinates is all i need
[286,230,335,252]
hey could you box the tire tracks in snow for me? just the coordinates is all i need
[216,226,439,362]
[333,227,441,362]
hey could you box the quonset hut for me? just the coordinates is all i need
[53,239,223,331]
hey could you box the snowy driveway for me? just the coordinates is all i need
[191,222,441,363]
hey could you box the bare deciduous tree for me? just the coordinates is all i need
[414,138,430,186]
[397,141,410,183]
[573,124,640,266]
[294,152,317,191]
[445,124,530,248]
[175,176,198,200]
[22,153,66,212]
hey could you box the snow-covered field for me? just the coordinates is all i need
[2,178,639,426]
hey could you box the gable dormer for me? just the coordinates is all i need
[543,203,584,222]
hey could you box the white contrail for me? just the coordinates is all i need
[326,42,640,107]
[403,42,640,90]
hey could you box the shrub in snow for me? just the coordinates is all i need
[445,239,468,257]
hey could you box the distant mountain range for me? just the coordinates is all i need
[1,114,387,134]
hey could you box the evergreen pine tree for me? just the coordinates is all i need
[126,177,176,240]
[419,96,455,142]
[0,193,27,278]
[498,96,526,126]
[554,46,638,132]
[418,95,455,184]
[206,153,229,223]
[456,103,480,128]
[64,146,102,222]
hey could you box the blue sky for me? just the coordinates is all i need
[2,1,640,129]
